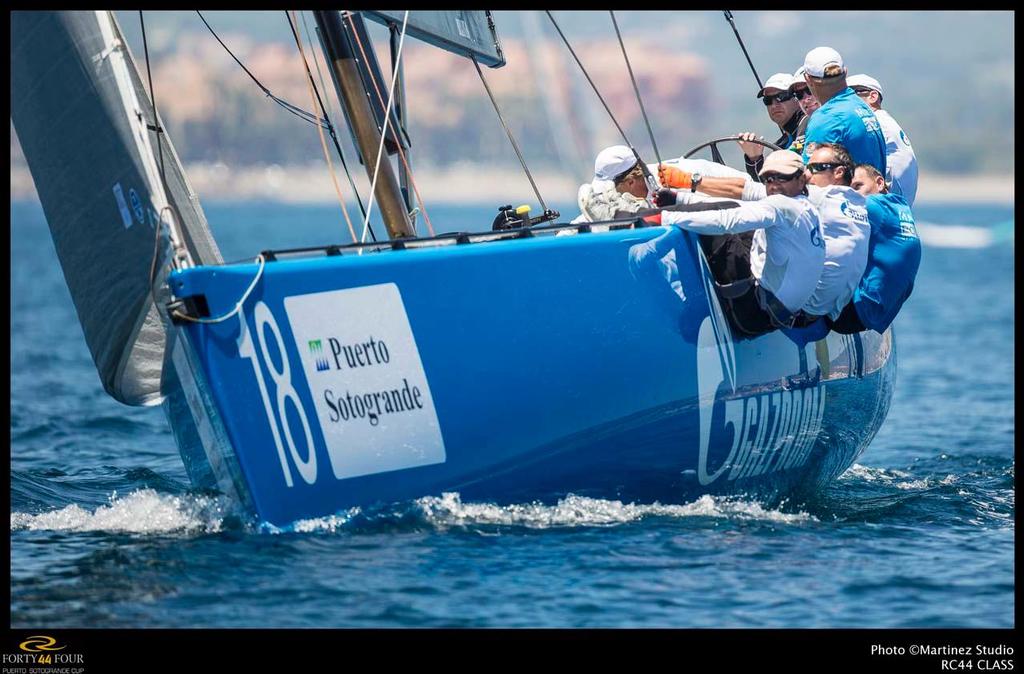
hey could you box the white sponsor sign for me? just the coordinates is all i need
[284,283,446,481]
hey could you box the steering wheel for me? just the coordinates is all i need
[683,135,782,168]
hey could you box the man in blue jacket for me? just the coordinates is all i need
[800,47,888,177]
[826,163,921,334]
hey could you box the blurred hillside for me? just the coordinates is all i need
[11,10,1015,202]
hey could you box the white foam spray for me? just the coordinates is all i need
[10,489,229,535]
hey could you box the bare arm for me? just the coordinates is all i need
[695,176,747,199]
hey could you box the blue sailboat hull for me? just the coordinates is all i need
[169,226,895,526]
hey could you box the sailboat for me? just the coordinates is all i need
[11,10,896,527]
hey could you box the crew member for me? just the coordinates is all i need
[828,163,922,334]
[739,72,804,182]
[788,66,821,155]
[800,47,887,176]
[572,145,654,226]
[659,143,870,326]
[801,143,871,323]
[847,73,918,207]
[654,150,825,338]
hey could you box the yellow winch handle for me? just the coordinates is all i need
[514,205,531,217]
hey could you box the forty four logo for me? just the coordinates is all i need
[308,339,331,372]
[18,636,65,653]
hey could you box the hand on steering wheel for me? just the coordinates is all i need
[736,131,766,160]
[682,135,782,170]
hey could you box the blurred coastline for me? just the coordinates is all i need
[10,11,1014,208]
[9,162,1014,207]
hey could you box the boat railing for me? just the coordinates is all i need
[244,216,656,265]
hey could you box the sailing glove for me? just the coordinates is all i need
[657,165,692,190]
[654,189,677,207]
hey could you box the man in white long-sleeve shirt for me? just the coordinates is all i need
[847,74,918,207]
[801,143,871,321]
[659,144,870,326]
[655,150,826,338]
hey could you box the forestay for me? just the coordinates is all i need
[10,11,221,406]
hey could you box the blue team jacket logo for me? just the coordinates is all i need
[897,210,918,239]
[856,106,881,133]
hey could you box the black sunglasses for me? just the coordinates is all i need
[762,91,795,106]
[792,87,813,100]
[807,162,848,174]
[762,170,803,184]
[851,86,873,95]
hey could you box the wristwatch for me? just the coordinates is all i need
[690,172,703,193]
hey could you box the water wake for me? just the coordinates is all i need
[841,464,959,490]
[10,489,231,535]
[284,492,816,534]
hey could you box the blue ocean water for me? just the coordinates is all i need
[9,199,1014,628]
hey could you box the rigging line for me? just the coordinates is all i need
[140,11,166,295]
[722,10,763,90]
[609,11,662,166]
[387,23,435,237]
[471,57,548,214]
[344,12,435,237]
[286,10,358,243]
[172,254,267,324]
[138,12,166,185]
[299,12,372,230]
[545,11,633,149]
[139,13,186,308]
[358,10,410,243]
[301,12,335,119]
[195,10,325,128]
[545,11,657,192]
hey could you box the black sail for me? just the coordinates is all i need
[10,11,221,406]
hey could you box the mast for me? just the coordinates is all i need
[314,11,414,239]
[389,23,414,225]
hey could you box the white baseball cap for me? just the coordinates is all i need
[592,145,638,191]
[847,74,884,99]
[789,66,808,90]
[757,72,796,98]
[803,47,846,78]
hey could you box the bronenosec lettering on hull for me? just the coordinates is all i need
[695,315,827,486]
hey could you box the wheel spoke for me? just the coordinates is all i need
[710,142,725,165]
